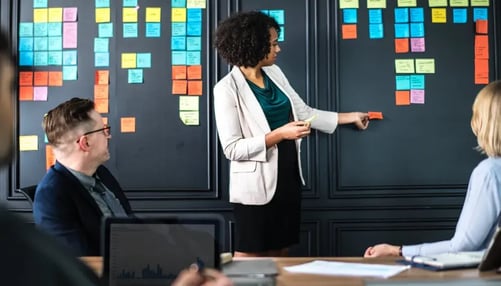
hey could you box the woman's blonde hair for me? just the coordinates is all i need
[471,80,501,157]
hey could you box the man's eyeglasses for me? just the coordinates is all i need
[76,125,111,143]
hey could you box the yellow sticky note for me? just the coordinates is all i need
[431,8,447,23]
[19,135,38,151]
[123,8,138,22]
[172,8,186,22]
[96,8,111,23]
[395,59,415,73]
[34,9,48,22]
[428,0,447,7]
[397,0,417,7]
[367,0,386,8]
[146,7,161,22]
[187,0,206,9]
[339,0,359,8]
[179,96,199,111]
[450,0,469,6]
[48,8,63,22]
[121,53,137,68]
[471,0,489,6]
[180,111,199,125]
[415,59,435,74]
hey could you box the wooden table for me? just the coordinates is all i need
[80,256,501,286]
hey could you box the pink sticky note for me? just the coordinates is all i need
[63,22,78,48]
[33,86,48,101]
[410,38,425,52]
[410,89,425,104]
[63,7,78,22]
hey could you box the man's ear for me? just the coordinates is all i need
[78,136,90,151]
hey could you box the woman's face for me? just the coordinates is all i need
[259,28,281,67]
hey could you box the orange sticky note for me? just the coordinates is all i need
[342,24,357,39]
[94,84,109,99]
[395,38,409,53]
[172,66,187,79]
[19,71,33,86]
[94,98,109,114]
[95,70,109,85]
[48,71,63,86]
[475,59,489,84]
[476,19,488,34]
[395,90,410,105]
[368,111,383,120]
[19,86,34,101]
[45,145,55,170]
[188,80,203,96]
[34,71,48,86]
[475,35,489,59]
[187,65,202,80]
[120,117,136,133]
[102,117,108,125]
[172,80,187,95]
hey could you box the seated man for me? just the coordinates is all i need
[34,98,133,256]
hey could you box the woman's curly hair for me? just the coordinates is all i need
[214,11,280,67]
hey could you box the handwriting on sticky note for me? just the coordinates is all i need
[121,117,136,133]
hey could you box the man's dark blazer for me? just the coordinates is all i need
[33,161,132,256]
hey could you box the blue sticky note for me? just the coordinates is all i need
[187,9,202,22]
[394,8,409,23]
[48,36,62,51]
[123,23,138,38]
[47,23,62,36]
[145,23,161,37]
[48,51,62,65]
[123,0,137,7]
[95,0,110,8]
[269,10,285,25]
[394,23,410,38]
[19,23,34,37]
[128,69,143,84]
[95,52,109,67]
[410,8,424,23]
[343,9,357,24]
[33,0,48,8]
[99,23,114,38]
[63,50,77,65]
[34,51,48,66]
[172,23,186,36]
[172,51,186,65]
[136,53,151,68]
[186,51,200,65]
[396,75,411,90]
[34,37,48,51]
[19,52,34,66]
[187,22,202,36]
[473,8,488,22]
[278,26,285,42]
[369,24,384,39]
[172,0,186,8]
[410,23,424,37]
[19,37,34,51]
[94,38,109,52]
[261,10,269,15]
[453,8,467,23]
[410,75,425,89]
[34,23,48,36]
[368,9,382,24]
[186,36,201,51]
[171,36,186,50]
[63,65,78,80]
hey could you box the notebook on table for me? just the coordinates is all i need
[101,216,221,286]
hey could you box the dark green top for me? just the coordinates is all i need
[247,71,291,130]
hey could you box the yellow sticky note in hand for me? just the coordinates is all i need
[304,114,317,123]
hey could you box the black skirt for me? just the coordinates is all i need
[232,139,301,252]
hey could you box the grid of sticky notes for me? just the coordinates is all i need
[18,3,78,102]
[171,0,206,126]
[261,10,286,42]
[338,0,491,106]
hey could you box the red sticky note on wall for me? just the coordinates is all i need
[476,20,488,34]
[395,91,410,105]
[19,71,33,86]
[342,24,357,39]
[368,111,383,120]
[395,38,409,54]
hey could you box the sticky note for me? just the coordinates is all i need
[368,9,382,24]
[186,51,201,65]
[99,23,113,37]
[188,80,203,95]
[172,23,186,36]
[19,23,34,37]
[450,0,468,6]
[123,0,137,7]
[342,24,357,39]
[63,22,78,48]
[34,9,48,22]
[34,51,48,66]
[367,0,386,8]
[395,75,410,90]
[394,8,409,23]
[96,0,110,8]
[394,23,409,38]
[343,9,357,24]
[395,90,410,105]
[94,38,109,52]
[94,84,109,100]
[186,22,202,36]
[19,71,33,86]
[172,36,186,50]
[172,8,187,22]
[63,7,78,22]
[187,36,202,51]
[123,7,138,22]
[187,0,206,8]
[48,71,63,86]
[172,0,186,8]
[146,7,161,22]
[121,117,136,133]
[121,53,137,68]
[48,7,63,22]
[410,37,425,52]
[34,0,48,8]
[128,69,143,84]
[19,37,33,51]
[471,0,489,6]
[476,19,488,34]
[409,8,424,22]
[48,23,62,36]
[19,86,34,101]
[474,59,489,84]
[415,58,435,73]
[179,96,199,111]
[475,35,489,59]
[19,52,34,66]
[269,10,285,25]
[395,38,409,53]
[339,0,359,9]
[452,8,468,23]
[410,89,425,104]
[48,36,62,50]
[368,111,383,119]
[123,23,138,38]
[410,75,425,89]
[369,24,384,39]
[431,8,447,23]
[95,8,111,23]
[94,95,109,114]
[20,135,39,151]
[395,59,415,73]
[473,8,488,21]
[410,23,424,37]
[63,65,78,80]
[172,65,187,79]
[429,0,447,6]
[46,145,55,170]
[172,80,187,95]
[34,37,48,51]
[136,53,151,68]
[34,86,48,101]
[187,65,202,79]
[34,71,48,86]
[48,51,62,65]
[179,111,199,125]
[95,52,109,67]
[145,23,161,37]
[172,51,187,65]
[95,70,109,85]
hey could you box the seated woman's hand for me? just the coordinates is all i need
[364,243,400,258]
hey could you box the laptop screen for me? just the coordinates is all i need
[102,217,220,286]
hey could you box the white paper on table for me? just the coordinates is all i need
[283,260,411,279]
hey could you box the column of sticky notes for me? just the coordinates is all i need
[261,10,286,42]
[95,0,111,116]
[171,0,206,126]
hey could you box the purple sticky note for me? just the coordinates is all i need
[63,7,78,22]
[33,86,48,101]
[410,89,425,104]
[63,22,78,48]
[410,37,425,52]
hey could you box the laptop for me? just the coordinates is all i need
[222,259,278,286]
[402,219,501,271]
[101,216,221,286]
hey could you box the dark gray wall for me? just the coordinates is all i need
[1,0,500,256]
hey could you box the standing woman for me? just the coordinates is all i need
[213,11,369,257]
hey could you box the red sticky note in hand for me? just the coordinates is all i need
[368,111,383,120]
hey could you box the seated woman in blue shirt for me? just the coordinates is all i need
[364,80,501,258]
